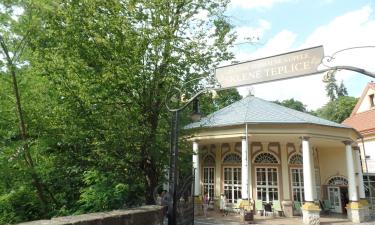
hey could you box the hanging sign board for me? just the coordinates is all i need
[215,46,324,88]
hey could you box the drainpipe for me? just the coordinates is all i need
[361,137,368,173]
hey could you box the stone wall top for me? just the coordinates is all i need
[18,205,165,225]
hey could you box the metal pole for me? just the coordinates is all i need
[168,110,179,225]
[192,168,195,225]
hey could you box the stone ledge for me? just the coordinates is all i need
[18,205,165,225]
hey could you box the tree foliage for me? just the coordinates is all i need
[199,88,242,116]
[318,71,356,123]
[323,70,347,101]
[0,0,236,223]
[273,98,307,112]
[315,96,357,123]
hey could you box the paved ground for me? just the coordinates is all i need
[194,211,375,225]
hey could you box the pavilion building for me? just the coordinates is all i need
[185,95,369,224]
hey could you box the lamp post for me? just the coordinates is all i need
[165,84,215,225]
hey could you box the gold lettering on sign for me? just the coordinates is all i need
[215,46,324,88]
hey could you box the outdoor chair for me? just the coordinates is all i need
[232,200,241,214]
[264,203,274,217]
[272,200,284,216]
[322,200,334,215]
[255,200,265,216]
[293,201,302,216]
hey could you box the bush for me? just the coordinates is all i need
[0,186,43,224]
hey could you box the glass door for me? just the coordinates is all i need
[328,186,342,213]
[255,167,279,203]
[223,167,241,203]
[291,168,304,202]
[203,167,215,201]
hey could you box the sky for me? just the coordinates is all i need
[224,0,375,110]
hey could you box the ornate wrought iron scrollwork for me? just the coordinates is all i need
[320,46,375,78]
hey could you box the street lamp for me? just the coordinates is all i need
[165,82,219,225]
[191,98,202,122]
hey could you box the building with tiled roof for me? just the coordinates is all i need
[185,95,368,223]
[343,82,375,173]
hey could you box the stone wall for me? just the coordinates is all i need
[18,205,165,225]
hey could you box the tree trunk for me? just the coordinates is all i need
[1,37,50,215]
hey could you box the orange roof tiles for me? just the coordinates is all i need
[343,82,375,135]
[343,109,375,135]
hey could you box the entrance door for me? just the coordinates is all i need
[223,167,241,204]
[328,186,342,213]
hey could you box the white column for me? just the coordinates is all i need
[344,141,358,202]
[215,145,222,198]
[242,137,249,199]
[354,147,366,199]
[310,149,317,201]
[302,137,314,202]
[193,141,201,196]
[248,137,253,199]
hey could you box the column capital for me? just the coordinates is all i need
[353,146,360,151]
[343,140,353,146]
[300,136,310,141]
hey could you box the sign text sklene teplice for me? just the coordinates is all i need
[215,46,324,88]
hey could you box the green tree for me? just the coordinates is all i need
[273,98,307,112]
[315,96,358,123]
[25,0,234,210]
[1,0,236,222]
[337,80,348,97]
[323,70,348,101]
[199,88,242,116]
[323,70,339,101]
[0,1,60,220]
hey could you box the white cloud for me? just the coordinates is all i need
[235,19,271,44]
[230,0,291,10]
[235,30,296,62]
[235,5,375,110]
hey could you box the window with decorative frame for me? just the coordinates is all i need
[291,168,304,202]
[254,152,279,203]
[327,176,348,186]
[289,154,304,202]
[203,155,215,201]
[254,152,279,164]
[223,167,241,204]
[223,153,241,164]
[223,153,241,204]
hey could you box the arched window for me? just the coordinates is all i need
[223,153,241,164]
[327,176,348,186]
[289,154,303,165]
[254,152,279,203]
[203,155,215,166]
[254,153,278,164]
